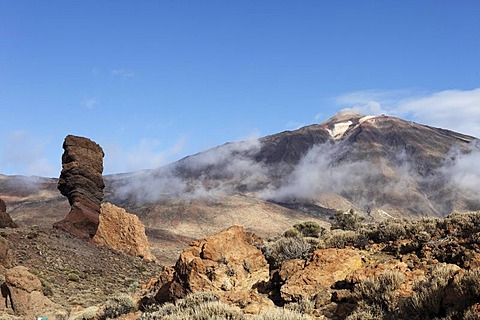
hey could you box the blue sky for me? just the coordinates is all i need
[1,1,480,177]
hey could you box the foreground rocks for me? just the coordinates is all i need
[140,213,480,319]
[92,202,155,261]
[0,198,17,229]
[279,248,363,302]
[149,226,273,313]
[54,135,105,239]
[5,266,65,319]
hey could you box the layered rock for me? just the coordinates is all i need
[92,202,155,261]
[152,226,273,313]
[279,248,363,302]
[0,198,18,228]
[5,266,65,318]
[54,135,105,239]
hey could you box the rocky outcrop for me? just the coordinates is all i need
[0,198,18,228]
[54,135,105,239]
[152,226,273,313]
[92,202,155,261]
[279,248,363,302]
[0,236,14,274]
[5,266,65,318]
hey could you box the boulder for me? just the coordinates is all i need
[5,266,64,318]
[92,202,155,261]
[152,226,273,313]
[279,248,363,302]
[0,198,18,228]
[54,135,105,239]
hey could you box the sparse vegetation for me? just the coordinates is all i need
[139,291,244,320]
[98,294,136,320]
[293,221,324,238]
[262,235,312,268]
[352,270,404,315]
[331,209,365,231]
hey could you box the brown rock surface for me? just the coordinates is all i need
[153,226,273,312]
[54,135,105,238]
[92,202,155,261]
[279,248,363,302]
[5,266,64,318]
[0,198,17,228]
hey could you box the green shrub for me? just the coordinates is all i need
[284,228,301,238]
[331,209,364,231]
[293,221,324,238]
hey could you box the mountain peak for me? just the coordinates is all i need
[320,110,378,140]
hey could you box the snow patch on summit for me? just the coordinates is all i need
[327,121,353,140]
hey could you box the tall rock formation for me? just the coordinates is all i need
[92,202,155,261]
[0,198,18,228]
[54,135,105,239]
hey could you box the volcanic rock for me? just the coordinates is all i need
[152,226,273,313]
[54,135,105,239]
[92,202,155,261]
[5,266,65,318]
[279,248,363,302]
[0,198,18,228]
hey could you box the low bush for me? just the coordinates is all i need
[140,291,244,320]
[331,209,365,231]
[253,307,312,320]
[99,294,136,320]
[263,236,311,268]
[353,270,404,314]
[293,221,324,238]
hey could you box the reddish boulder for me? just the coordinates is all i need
[0,198,18,228]
[279,248,363,302]
[5,266,65,318]
[54,135,105,239]
[92,202,155,261]
[151,226,273,312]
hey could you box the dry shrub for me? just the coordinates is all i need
[253,307,312,320]
[263,236,311,268]
[139,291,244,320]
[353,270,405,314]
[323,230,357,248]
[346,303,385,320]
[99,294,136,320]
[406,264,459,318]
[284,297,314,314]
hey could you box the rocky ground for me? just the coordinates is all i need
[0,226,163,316]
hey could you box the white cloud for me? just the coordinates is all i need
[0,131,57,177]
[104,137,187,174]
[335,88,480,138]
[111,69,135,79]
